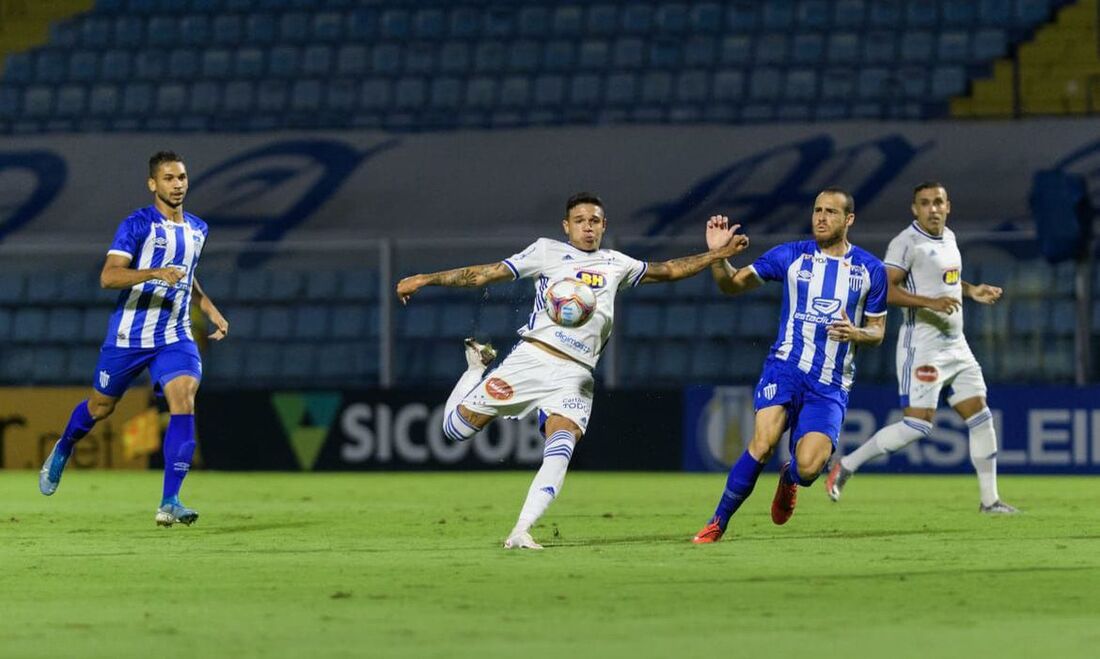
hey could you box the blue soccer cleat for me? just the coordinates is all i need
[38,441,71,496]
[155,502,199,527]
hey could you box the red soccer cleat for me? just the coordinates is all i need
[771,462,798,525]
[691,518,725,544]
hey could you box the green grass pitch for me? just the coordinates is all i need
[1,471,1098,659]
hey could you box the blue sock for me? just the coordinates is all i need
[56,400,96,457]
[711,450,766,530]
[161,414,196,506]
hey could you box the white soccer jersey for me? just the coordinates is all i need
[502,238,647,369]
[883,222,965,346]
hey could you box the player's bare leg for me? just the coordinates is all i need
[441,339,496,442]
[39,391,117,496]
[773,432,831,525]
[954,396,1017,514]
[156,376,200,526]
[693,406,787,543]
[828,407,934,502]
[504,414,582,550]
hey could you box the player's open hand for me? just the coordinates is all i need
[827,308,858,342]
[929,295,962,314]
[207,308,229,341]
[969,283,1003,304]
[706,215,748,256]
[396,275,425,305]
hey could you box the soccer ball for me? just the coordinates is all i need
[544,278,597,328]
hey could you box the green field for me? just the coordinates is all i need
[1,471,1098,659]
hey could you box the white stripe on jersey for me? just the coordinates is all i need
[775,261,798,361]
[174,222,198,343]
[796,258,827,374]
[116,227,160,348]
[139,223,173,348]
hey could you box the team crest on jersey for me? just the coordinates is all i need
[485,377,514,401]
[574,270,606,289]
[849,273,864,292]
[811,297,842,316]
[915,365,939,382]
[942,268,960,285]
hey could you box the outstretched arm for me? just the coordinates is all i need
[191,277,229,340]
[962,280,1003,304]
[396,262,513,304]
[702,215,762,296]
[827,310,885,346]
[640,215,750,285]
[885,266,961,314]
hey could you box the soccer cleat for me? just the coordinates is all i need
[464,338,497,369]
[979,500,1020,515]
[691,518,725,544]
[155,502,199,527]
[770,462,798,525]
[503,532,543,550]
[38,441,70,496]
[825,462,853,502]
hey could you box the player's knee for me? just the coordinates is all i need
[168,396,196,415]
[89,400,116,420]
[443,406,481,442]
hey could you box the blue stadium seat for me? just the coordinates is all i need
[179,15,209,45]
[1,348,33,383]
[568,74,599,105]
[649,38,681,69]
[66,347,98,383]
[1050,300,1075,336]
[359,79,391,111]
[347,7,378,40]
[428,77,461,109]
[113,16,145,46]
[228,307,258,340]
[2,52,32,84]
[906,0,939,27]
[58,271,98,303]
[330,305,374,338]
[135,50,168,81]
[269,46,300,78]
[587,4,619,35]
[223,81,255,113]
[401,306,437,338]
[727,2,758,32]
[827,33,859,64]
[791,34,824,64]
[551,5,583,35]
[100,50,130,82]
[0,308,12,341]
[204,344,243,382]
[0,272,24,303]
[317,342,359,379]
[371,44,401,76]
[290,80,323,114]
[749,68,782,101]
[473,42,505,74]
[54,85,85,117]
[212,15,241,45]
[533,75,565,107]
[797,0,830,28]
[464,77,495,109]
[640,71,672,104]
[292,305,329,339]
[897,67,929,98]
[663,303,700,338]
[437,42,469,75]
[35,51,66,84]
[81,17,111,47]
[655,3,689,33]
[684,36,716,67]
[243,343,280,382]
[312,12,343,42]
[146,15,178,46]
[234,48,264,78]
[412,8,445,39]
[201,49,232,79]
[938,32,971,63]
[22,86,53,118]
[821,69,855,100]
[517,5,549,36]
[690,342,727,379]
[68,51,98,82]
[497,76,528,108]
[438,303,478,338]
[577,40,610,70]
[449,7,482,38]
[621,4,653,34]
[235,270,269,301]
[279,12,311,43]
[931,66,967,97]
[258,307,292,340]
[475,303,516,337]
[604,73,636,106]
[863,31,896,64]
[1016,0,1052,26]
[675,71,708,103]
[858,68,890,99]
[740,302,779,338]
[336,45,367,76]
[755,34,788,65]
[156,83,186,114]
[712,70,744,101]
[165,49,198,80]
[244,14,276,44]
[762,1,795,29]
[279,343,317,380]
[403,44,433,76]
[32,348,67,384]
[942,0,977,25]
[256,80,288,113]
[13,309,48,342]
[901,32,934,62]
[50,20,79,48]
[0,85,18,119]
[81,308,110,342]
[625,304,662,337]
[544,41,575,71]
[720,35,753,66]
[869,0,903,26]
[688,2,722,32]
[393,77,425,110]
[613,37,646,69]
[784,69,817,100]
[46,308,82,342]
[979,0,1013,27]
[339,270,378,301]
[302,45,332,77]
[973,29,1008,60]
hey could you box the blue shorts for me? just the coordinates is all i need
[93,341,202,398]
[754,358,849,454]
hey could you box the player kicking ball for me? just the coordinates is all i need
[397,192,749,549]
[825,182,1017,514]
[693,188,888,544]
[39,151,229,527]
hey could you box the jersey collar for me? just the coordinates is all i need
[910,221,944,241]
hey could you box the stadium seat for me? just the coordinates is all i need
[46,308,82,342]
[81,17,111,47]
[749,68,782,101]
[640,71,673,104]
[675,71,709,103]
[533,75,565,107]
[66,347,98,383]
[403,44,433,76]
[279,343,317,380]
[858,68,891,100]
[790,34,824,64]
[179,15,209,46]
[279,12,311,43]
[146,15,178,46]
[347,7,378,40]
[906,0,939,27]
[312,12,343,42]
[243,343,281,382]
[465,77,497,109]
[863,31,896,64]
[720,35,753,66]
[258,307,292,340]
[412,8,445,39]
[613,37,646,69]
[223,81,255,114]
[67,51,99,82]
[762,1,795,29]
[32,348,67,384]
[189,81,221,114]
[449,7,482,38]
[256,80,288,112]
[625,304,662,337]
[931,66,967,97]
[292,305,329,339]
[784,69,817,100]
[901,32,935,62]
[499,76,530,108]
[655,3,689,33]
[269,46,300,78]
[211,15,241,45]
[0,308,11,341]
[100,50,131,82]
[869,0,903,27]
[587,4,619,35]
[684,36,717,67]
[712,70,744,101]
[727,2,759,32]
[80,308,110,343]
[13,309,48,342]
[156,83,187,114]
[517,6,549,36]
[204,344,243,382]
[827,33,859,64]
[201,49,232,79]
[544,41,576,72]
[578,40,610,70]
[336,45,367,77]
[235,270,270,301]
[113,16,145,46]
[973,29,1008,60]
[55,85,87,117]
[938,32,971,63]
[35,51,66,84]
[755,34,788,65]
[979,0,1013,27]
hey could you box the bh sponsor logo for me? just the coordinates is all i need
[574,270,606,289]
[942,268,961,285]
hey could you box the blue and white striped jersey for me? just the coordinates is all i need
[103,206,208,349]
[749,240,887,391]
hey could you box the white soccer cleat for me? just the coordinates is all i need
[464,338,497,369]
[979,500,1020,515]
[503,532,543,550]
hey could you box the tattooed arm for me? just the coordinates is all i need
[396,262,513,304]
[640,219,750,284]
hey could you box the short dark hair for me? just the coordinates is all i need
[566,192,604,215]
[819,187,854,215]
[149,151,184,178]
[913,181,947,200]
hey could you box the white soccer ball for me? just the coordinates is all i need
[544,278,597,328]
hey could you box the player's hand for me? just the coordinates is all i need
[153,267,184,286]
[396,275,425,305]
[827,308,858,342]
[928,296,962,314]
[707,216,748,256]
[969,284,1003,304]
[207,308,229,341]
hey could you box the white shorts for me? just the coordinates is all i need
[896,339,987,409]
[461,341,595,434]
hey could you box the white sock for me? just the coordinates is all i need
[966,408,1000,506]
[841,417,933,472]
[511,430,575,536]
[441,367,484,442]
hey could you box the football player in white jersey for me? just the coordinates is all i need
[396,192,749,549]
[692,188,889,544]
[825,182,1017,514]
[38,151,230,527]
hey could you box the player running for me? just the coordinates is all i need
[693,188,888,544]
[39,151,229,527]
[396,192,749,550]
[825,182,1017,514]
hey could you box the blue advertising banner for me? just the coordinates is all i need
[683,385,1100,474]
